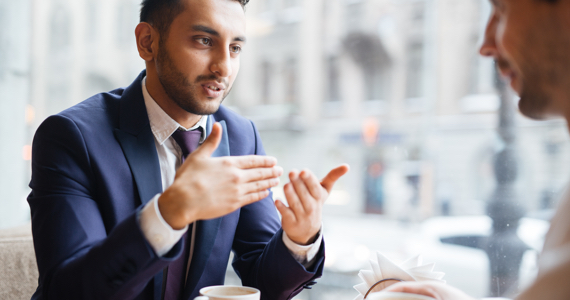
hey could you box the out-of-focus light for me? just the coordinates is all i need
[245,17,274,37]
[362,117,380,146]
[325,190,350,206]
[23,145,32,161]
[25,105,35,125]
[354,244,371,261]
[324,250,338,268]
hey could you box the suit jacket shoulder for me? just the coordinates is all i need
[53,87,124,132]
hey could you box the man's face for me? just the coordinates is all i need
[155,0,246,115]
[480,0,570,120]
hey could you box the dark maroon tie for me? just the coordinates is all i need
[164,128,202,300]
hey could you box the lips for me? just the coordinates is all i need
[201,81,226,97]
[206,85,221,91]
[497,66,521,92]
[499,67,515,79]
[495,58,517,79]
[201,81,225,91]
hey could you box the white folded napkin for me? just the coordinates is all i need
[353,252,445,300]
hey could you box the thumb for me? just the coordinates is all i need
[321,164,350,193]
[194,122,222,157]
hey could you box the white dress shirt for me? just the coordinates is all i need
[137,77,321,268]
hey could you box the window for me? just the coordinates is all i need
[4,2,570,300]
[285,58,297,104]
[260,61,272,104]
[327,56,340,102]
[405,41,424,99]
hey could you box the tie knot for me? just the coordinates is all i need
[171,128,203,157]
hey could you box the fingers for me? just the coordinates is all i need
[299,169,322,200]
[384,282,429,294]
[290,171,317,214]
[241,177,280,195]
[384,282,474,300]
[233,155,278,169]
[275,199,297,223]
[238,189,270,205]
[284,174,305,215]
[321,164,350,193]
[241,166,283,183]
[195,122,222,157]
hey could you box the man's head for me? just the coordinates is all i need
[135,0,248,118]
[480,0,570,120]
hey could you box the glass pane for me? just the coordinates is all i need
[2,0,567,299]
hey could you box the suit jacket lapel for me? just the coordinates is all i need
[208,116,230,158]
[114,77,231,299]
[182,117,229,299]
[113,71,163,206]
[113,71,164,300]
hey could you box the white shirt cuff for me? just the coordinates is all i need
[282,227,323,269]
[139,194,188,256]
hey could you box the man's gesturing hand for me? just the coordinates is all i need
[275,165,350,245]
[159,123,283,230]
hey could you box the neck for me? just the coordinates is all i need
[145,67,202,129]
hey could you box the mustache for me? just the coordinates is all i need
[196,74,228,86]
[495,58,511,70]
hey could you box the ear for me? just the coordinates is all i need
[135,22,158,62]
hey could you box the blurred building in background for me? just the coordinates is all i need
[0,0,33,228]
[2,0,570,298]
[0,0,144,228]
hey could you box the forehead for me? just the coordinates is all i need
[174,0,246,36]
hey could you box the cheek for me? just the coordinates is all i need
[230,60,240,81]
[495,18,510,53]
[184,49,207,67]
[495,17,522,64]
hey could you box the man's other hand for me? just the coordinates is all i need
[275,164,349,245]
[159,122,283,230]
[384,282,477,300]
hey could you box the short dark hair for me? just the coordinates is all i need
[140,0,249,37]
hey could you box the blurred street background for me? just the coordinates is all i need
[1,0,570,299]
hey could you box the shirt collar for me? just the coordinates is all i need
[142,76,208,145]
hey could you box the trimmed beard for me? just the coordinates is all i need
[155,40,230,115]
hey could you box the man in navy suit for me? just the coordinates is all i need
[27,0,349,299]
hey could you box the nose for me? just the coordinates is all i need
[210,48,232,78]
[479,13,499,58]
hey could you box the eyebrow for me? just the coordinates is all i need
[192,25,247,43]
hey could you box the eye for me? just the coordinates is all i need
[197,37,213,46]
[230,45,242,54]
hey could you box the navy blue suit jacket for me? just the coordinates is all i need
[28,71,324,300]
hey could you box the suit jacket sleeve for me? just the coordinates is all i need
[28,114,182,300]
[230,121,325,300]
